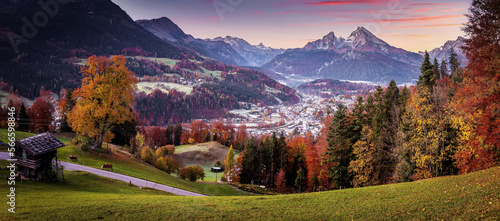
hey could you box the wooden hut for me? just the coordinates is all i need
[14,133,65,180]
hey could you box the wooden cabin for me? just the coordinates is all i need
[14,133,65,180]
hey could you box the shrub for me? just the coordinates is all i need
[155,145,175,158]
[188,138,195,144]
[156,156,178,174]
[140,146,154,164]
[180,165,205,182]
[72,135,92,151]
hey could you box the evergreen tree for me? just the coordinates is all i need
[323,104,354,189]
[295,168,306,193]
[60,88,75,132]
[239,137,258,184]
[449,49,462,84]
[433,58,440,80]
[418,51,436,90]
[166,125,174,145]
[440,60,448,79]
[18,103,29,132]
[173,123,182,146]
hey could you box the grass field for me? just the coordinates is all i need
[0,129,251,197]
[132,56,178,67]
[137,82,193,95]
[1,161,499,220]
[57,144,251,197]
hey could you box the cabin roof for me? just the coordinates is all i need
[17,132,65,156]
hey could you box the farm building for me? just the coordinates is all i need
[14,133,65,180]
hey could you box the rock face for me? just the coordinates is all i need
[263,27,424,84]
[212,36,285,67]
[137,17,249,66]
[421,37,467,64]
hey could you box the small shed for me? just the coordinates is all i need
[14,132,65,180]
[211,167,224,173]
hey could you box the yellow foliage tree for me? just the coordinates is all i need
[223,145,235,182]
[67,55,138,149]
[348,127,378,187]
[404,86,454,179]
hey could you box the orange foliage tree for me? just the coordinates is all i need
[68,55,138,149]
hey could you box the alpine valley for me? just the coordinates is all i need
[0,0,466,126]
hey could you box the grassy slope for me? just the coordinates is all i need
[0,129,251,197]
[2,163,499,220]
[175,143,241,183]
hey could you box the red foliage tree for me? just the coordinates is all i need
[274,169,286,193]
[30,88,55,132]
[453,0,500,172]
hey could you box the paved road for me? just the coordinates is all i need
[0,152,206,197]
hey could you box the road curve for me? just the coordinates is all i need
[0,152,207,197]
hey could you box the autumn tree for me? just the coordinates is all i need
[30,88,55,132]
[305,143,321,192]
[275,169,286,193]
[348,127,378,187]
[68,55,138,149]
[452,0,500,173]
[223,145,236,182]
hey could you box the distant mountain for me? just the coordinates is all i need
[136,17,249,66]
[420,37,467,64]
[263,27,423,84]
[212,36,285,67]
[0,0,197,98]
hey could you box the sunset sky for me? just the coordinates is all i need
[111,0,470,52]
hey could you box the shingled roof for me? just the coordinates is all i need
[16,133,65,156]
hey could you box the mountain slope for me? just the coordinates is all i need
[212,36,285,67]
[0,0,196,98]
[263,27,423,84]
[136,17,249,66]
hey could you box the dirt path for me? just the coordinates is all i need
[0,152,207,197]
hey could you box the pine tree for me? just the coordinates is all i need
[166,125,174,145]
[433,58,440,80]
[173,123,182,146]
[18,103,29,132]
[240,137,258,184]
[418,51,436,91]
[449,49,462,83]
[440,60,448,79]
[323,104,354,189]
[295,168,306,193]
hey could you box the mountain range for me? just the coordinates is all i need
[263,27,424,84]
[136,17,284,67]
[419,36,467,65]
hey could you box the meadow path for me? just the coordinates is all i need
[0,152,207,197]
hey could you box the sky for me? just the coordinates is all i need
[111,0,471,52]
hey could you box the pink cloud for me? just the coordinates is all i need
[306,0,391,6]
[386,23,463,29]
